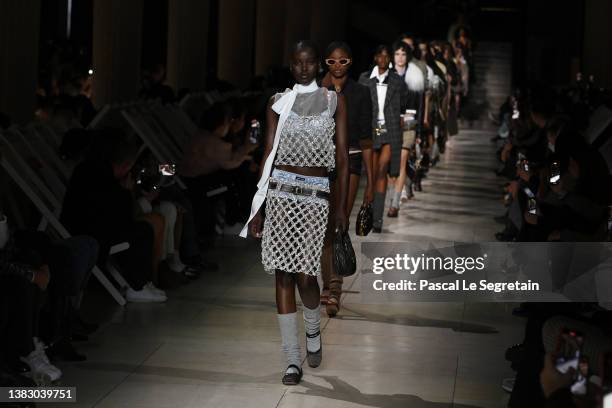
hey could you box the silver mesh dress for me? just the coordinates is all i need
[261,88,337,276]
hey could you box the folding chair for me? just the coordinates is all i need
[0,132,130,305]
[149,103,194,152]
[121,105,186,189]
[3,128,67,203]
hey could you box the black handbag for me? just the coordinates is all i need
[333,229,356,277]
[355,203,373,236]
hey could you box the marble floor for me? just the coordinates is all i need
[50,127,525,408]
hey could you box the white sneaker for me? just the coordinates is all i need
[501,377,515,393]
[144,281,167,297]
[20,348,62,385]
[167,253,186,273]
[126,285,167,303]
[400,188,408,203]
[32,338,62,377]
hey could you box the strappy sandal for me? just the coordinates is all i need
[281,364,303,385]
[306,331,322,368]
[326,294,340,317]
[320,288,330,305]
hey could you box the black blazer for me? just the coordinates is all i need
[326,78,372,150]
[358,69,408,177]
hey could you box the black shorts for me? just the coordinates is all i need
[349,152,362,176]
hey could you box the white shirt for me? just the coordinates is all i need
[370,66,388,122]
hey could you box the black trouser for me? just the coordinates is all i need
[9,231,99,347]
[0,275,39,365]
[40,236,98,344]
[182,175,217,237]
[98,221,154,291]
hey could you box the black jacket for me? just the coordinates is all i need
[60,160,135,248]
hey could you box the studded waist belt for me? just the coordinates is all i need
[268,181,330,200]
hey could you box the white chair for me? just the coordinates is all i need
[0,132,130,305]
[0,138,126,306]
[121,105,186,189]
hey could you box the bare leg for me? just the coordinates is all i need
[375,144,391,193]
[390,148,410,213]
[372,145,391,230]
[346,174,361,216]
[296,273,320,310]
[276,270,297,314]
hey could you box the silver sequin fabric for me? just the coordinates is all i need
[274,113,336,170]
[262,171,330,276]
[261,88,336,276]
[273,88,336,170]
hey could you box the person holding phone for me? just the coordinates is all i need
[240,41,348,385]
[319,41,373,317]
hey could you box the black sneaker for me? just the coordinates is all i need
[47,339,86,362]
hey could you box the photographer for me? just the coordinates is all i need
[60,129,167,303]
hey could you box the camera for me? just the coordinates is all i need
[158,163,176,176]
[249,119,261,144]
[550,161,561,185]
[524,187,538,215]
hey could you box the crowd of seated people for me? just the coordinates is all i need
[488,77,612,407]
[493,80,611,243]
[0,31,477,389]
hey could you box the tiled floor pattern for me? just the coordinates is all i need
[51,127,524,408]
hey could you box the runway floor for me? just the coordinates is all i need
[55,127,525,408]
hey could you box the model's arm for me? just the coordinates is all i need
[248,97,279,238]
[334,93,349,231]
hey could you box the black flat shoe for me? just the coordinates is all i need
[47,339,86,362]
[281,364,303,385]
[306,331,322,368]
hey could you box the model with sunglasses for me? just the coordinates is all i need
[319,41,373,317]
[359,45,408,233]
[388,41,424,218]
[240,41,349,386]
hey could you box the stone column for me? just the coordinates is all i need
[166,0,211,92]
[254,0,287,76]
[583,0,612,89]
[92,0,144,108]
[0,0,41,124]
[217,0,255,89]
[283,0,311,62]
[310,0,348,52]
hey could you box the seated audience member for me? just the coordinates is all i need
[180,102,256,179]
[1,249,60,386]
[60,129,166,303]
[536,118,610,242]
[139,63,176,104]
[179,102,256,236]
[0,215,98,383]
[132,150,200,281]
[222,98,260,228]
